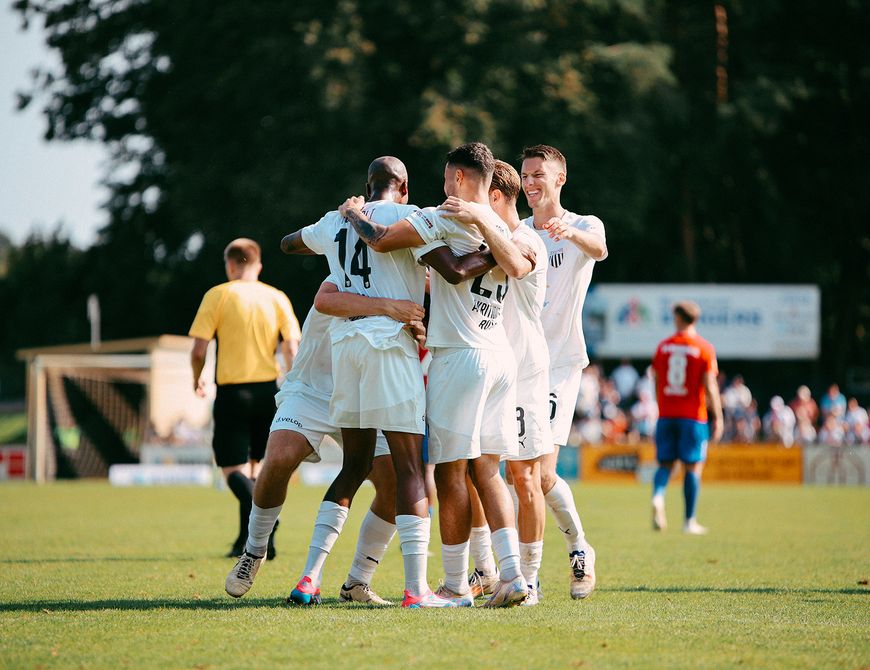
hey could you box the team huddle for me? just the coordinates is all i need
[220,142,608,608]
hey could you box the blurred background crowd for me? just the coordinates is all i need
[572,362,870,448]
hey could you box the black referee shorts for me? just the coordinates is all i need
[212,381,276,467]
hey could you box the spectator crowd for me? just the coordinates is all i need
[570,363,870,448]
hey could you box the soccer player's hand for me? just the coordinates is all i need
[339,195,365,218]
[405,320,427,348]
[383,299,426,324]
[514,240,537,267]
[709,415,724,443]
[542,216,572,241]
[438,196,483,226]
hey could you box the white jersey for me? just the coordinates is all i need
[504,225,550,379]
[300,200,426,351]
[279,304,334,399]
[524,211,606,369]
[408,206,511,351]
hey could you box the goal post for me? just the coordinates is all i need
[19,337,216,482]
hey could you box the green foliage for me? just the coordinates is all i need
[0,481,868,668]
[2,0,868,397]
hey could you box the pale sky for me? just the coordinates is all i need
[0,5,106,248]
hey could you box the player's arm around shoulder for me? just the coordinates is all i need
[339,196,425,253]
[420,246,497,286]
[438,196,534,279]
[313,278,425,324]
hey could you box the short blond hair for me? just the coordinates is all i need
[673,301,701,325]
[223,238,261,265]
[490,160,521,202]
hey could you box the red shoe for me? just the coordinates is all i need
[287,576,322,606]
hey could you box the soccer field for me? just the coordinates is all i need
[1,482,867,669]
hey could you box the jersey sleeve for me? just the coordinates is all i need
[407,207,448,261]
[703,342,719,377]
[575,215,608,260]
[299,213,337,255]
[188,286,223,340]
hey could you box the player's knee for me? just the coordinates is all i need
[264,432,311,471]
[468,459,500,491]
[684,461,703,475]
[512,468,538,496]
[435,468,466,497]
[368,456,397,495]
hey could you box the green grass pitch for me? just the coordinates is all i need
[1,481,867,669]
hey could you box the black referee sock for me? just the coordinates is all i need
[226,471,254,546]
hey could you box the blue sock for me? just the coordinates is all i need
[684,471,701,520]
[652,467,671,499]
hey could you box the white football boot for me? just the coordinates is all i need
[569,545,596,600]
[683,519,709,535]
[434,583,475,607]
[225,551,264,598]
[652,495,667,531]
[482,576,528,608]
[520,586,540,607]
[468,568,499,598]
[339,582,394,606]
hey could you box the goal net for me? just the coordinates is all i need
[25,340,215,482]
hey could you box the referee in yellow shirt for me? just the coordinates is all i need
[189,238,301,558]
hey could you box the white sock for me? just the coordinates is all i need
[469,525,497,576]
[301,501,348,587]
[396,514,430,596]
[347,510,396,587]
[245,502,282,556]
[545,477,586,552]
[506,482,519,519]
[490,527,522,582]
[442,542,471,594]
[519,541,543,588]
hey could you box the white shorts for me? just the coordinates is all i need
[270,382,389,461]
[508,368,554,461]
[549,364,584,446]
[329,333,425,434]
[427,347,517,464]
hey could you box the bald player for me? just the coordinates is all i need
[339,143,535,608]
[279,156,498,608]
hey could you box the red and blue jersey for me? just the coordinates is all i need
[653,332,718,422]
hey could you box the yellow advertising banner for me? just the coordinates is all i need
[704,445,802,482]
[580,443,802,483]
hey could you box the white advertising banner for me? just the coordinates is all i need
[584,284,820,360]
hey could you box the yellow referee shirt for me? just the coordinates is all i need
[189,280,301,385]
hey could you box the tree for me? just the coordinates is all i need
[8,0,869,393]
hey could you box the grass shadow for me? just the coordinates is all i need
[0,556,204,564]
[0,596,393,613]
[603,585,868,595]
